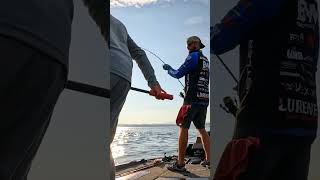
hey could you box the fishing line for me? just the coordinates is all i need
[215,54,239,84]
[142,47,185,89]
[214,55,240,115]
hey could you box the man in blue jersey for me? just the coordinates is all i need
[163,36,210,172]
[211,0,319,179]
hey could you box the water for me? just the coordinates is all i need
[111,124,210,166]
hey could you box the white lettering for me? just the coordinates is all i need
[288,98,295,112]
[197,92,209,99]
[287,48,304,60]
[297,0,318,24]
[279,97,318,116]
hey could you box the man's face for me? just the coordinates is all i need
[187,41,199,51]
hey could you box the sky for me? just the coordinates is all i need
[111,0,210,125]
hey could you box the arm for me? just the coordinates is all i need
[211,0,284,55]
[82,0,107,40]
[167,52,199,79]
[127,35,160,88]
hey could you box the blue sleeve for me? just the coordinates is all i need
[168,52,199,79]
[211,0,285,55]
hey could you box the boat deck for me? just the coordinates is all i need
[116,158,210,180]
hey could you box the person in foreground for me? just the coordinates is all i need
[0,1,106,179]
[110,14,167,180]
[211,0,319,179]
[163,36,210,172]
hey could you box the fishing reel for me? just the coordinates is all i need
[220,96,238,117]
[179,92,185,98]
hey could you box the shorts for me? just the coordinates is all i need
[177,105,207,129]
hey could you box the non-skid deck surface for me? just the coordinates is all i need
[156,178,209,180]
[116,163,210,180]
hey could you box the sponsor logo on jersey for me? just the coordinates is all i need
[289,33,305,42]
[279,97,318,117]
[297,0,318,28]
[197,92,209,99]
[297,0,318,24]
[287,47,304,60]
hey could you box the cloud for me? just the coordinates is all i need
[110,0,208,8]
[184,16,205,25]
[111,0,165,8]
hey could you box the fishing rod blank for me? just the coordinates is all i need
[130,87,174,100]
[215,55,239,84]
[66,80,172,100]
[142,47,185,88]
[142,47,166,64]
[66,80,110,98]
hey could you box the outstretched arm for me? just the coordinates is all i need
[165,52,199,79]
[211,0,284,55]
[127,35,160,88]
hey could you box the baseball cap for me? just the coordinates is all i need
[187,36,205,49]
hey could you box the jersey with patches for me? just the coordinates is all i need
[212,0,319,140]
[168,51,209,106]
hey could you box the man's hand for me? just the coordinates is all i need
[150,84,167,100]
[163,64,172,71]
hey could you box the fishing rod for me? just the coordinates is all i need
[215,54,239,84]
[66,80,173,100]
[214,55,241,116]
[130,87,173,100]
[142,47,185,88]
[66,80,109,98]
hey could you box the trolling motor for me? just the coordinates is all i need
[220,96,238,117]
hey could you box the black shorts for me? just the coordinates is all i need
[181,105,207,129]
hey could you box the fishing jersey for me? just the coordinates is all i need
[167,50,209,106]
[211,0,319,140]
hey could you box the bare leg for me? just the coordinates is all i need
[198,128,210,161]
[178,127,189,165]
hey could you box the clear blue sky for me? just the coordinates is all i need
[111,0,210,124]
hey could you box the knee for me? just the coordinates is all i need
[179,128,189,134]
[198,129,209,136]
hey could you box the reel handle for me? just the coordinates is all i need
[149,91,174,100]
